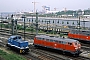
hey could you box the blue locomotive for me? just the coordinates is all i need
[6,35,29,53]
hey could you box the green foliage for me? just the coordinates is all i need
[46,31,55,34]
[59,33,64,37]
[26,27,35,32]
[17,25,23,30]
[0,50,26,60]
[56,10,76,15]
[38,30,44,33]
[46,31,54,34]
[0,24,10,28]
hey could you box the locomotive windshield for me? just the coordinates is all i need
[18,36,21,39]
[75,41,80,45]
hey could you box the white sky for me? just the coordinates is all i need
[0,0,90,12]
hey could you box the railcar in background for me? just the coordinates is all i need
[6,35,29,53]
[33,35,81,56]
[68,30,90,42]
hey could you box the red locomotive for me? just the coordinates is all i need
[68,30,90,42]
[33,35,81,56]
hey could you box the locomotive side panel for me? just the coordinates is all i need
[34,35,81,55]
[65,43,74,52]
[68,33,74,38]
[68,30,90,42]
[42,40,46,47]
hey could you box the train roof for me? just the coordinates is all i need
[9,35,21,38]
[16,39,28,43]
[70,30,90,35]
[9,35,28,43]
[35,35,78,43]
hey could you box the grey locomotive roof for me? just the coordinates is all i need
[71,30,90,35]
[36,35,78,43]
[10,35,21,38]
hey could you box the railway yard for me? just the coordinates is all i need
[1,1,90,59]
[0,28,90,60]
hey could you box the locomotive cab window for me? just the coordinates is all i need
[75,41,80,45]
[13,37,16,40]
[49,39,53,42]
[58,41,61,43]
[55,40,58,43]
[75,42,77,45]
[62,41,67,44]
[42,38,45,40]
[68,42,72,46]
[43,38,46,41]
[86,33,90,36]
[40,38,44,40]
[18,36,21,39]
[37,37,42,40]
[46,39,49,41]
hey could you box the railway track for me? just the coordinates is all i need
[30,45,90,60]
[0,28,35,39]
[0,28,90,60]
[66,55,90,60]
[30,47,68,60]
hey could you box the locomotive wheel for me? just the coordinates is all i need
[63,51,65,54]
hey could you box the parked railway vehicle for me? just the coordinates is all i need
[33,35,81,56]
[68,30,90,42]
[6,35,29,53]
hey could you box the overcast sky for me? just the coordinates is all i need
[0,0,90,12]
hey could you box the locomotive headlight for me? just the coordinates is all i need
[79,47,81,48]
[87,37,88,38]
[75,47,78,50]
